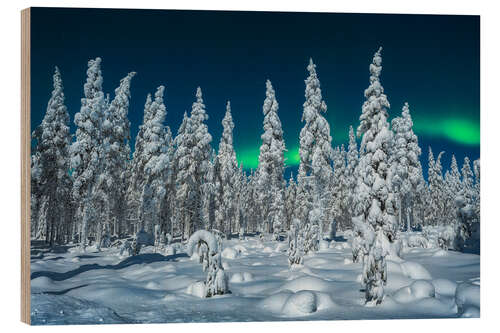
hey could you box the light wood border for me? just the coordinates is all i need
[21,7,31,325]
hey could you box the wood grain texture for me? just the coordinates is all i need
[21,7,31,325]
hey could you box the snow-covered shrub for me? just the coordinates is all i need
[186,230,229,297]
[406,233,429,249]
[303,209,321,254]
[454,193,479,252]
[392,280,435,303]
[221,247,239,259]
[319,240,330,251]
[287,219,304,267]
[119,239,133,256]
[455,282,480,317]
[437,225,456,250]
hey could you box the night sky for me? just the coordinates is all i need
[30,8,480,178]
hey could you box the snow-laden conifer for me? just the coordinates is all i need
[140,86,170,234]
[215,101,239,237]
[187,230,229,297]
[98,71,135,238]
[426,148,446,226]
[296,59,334,248]
[354,47,397,305]
[256,80,286,235]
[346,126,359,221]
[70,58,106,249]
[390,102,422,231]
[175,88,213,239]
[31,66,73,245]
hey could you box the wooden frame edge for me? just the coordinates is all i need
[21,7,31,325]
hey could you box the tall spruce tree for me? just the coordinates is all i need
[354,47,397,305]
[215,101,239,237]
[298,59,334,245]
[175,88,213,239]
[256,80,286,235]
[32,66,73,245]
[98,71,135,238]
[70,57,106,249]
[390,102,422,231]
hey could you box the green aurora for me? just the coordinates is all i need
[235,115,479,170]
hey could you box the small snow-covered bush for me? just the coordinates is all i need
[221,247,239,259]
[392,280,435,303]
[119,239,133,256]
[287,219,304,267]
[455,282,480,317]
[406,233,429,248]
[229,272,253,283]
[186,230,229,297]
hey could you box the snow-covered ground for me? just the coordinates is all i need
[30,233,479,325]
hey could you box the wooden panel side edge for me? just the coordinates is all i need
[21,7,31,325]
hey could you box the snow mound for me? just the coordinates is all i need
[164,245,177,256]
[318,240,330,251]
[259,290,334,317]
[262,246,274,253]
[343,258,352,265]
[455,282,480,317]
[222,247,239,259]
[186,281,206,298]
[392,280,435,303]
[230,272,254,283]
[222,262,230,270]
[283,290,317,315]
[400,261,432,280]
[432,278,457,296]
[275,243,287,252]
[281,276,332,293]
[432,249,448,257]
[233,244,248,254]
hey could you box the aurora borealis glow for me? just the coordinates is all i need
[30,8,479,176]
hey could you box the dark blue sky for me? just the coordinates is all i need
[30,8,480,177]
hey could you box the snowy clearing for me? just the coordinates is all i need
[30,233,479,324]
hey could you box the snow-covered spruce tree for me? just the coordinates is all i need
[31,66,73,245]
[284,173,297,231]
[139,86,170,235]
[70,58,106,249]
[244,170,259,234]
[294,165,314,246]
[175,88,213,239]
[298,58,334,247]
[236,165,247,239]
[215,101,239,238]
[345,126,359,222]
[473,159,480,221]
[453,156,479,251]
[426,148,446,226]
[390,102,422,231]
[201,148,217,232]
[159,126,176,235]
[413,162,428,227]
[126,94,153,234]
[97,71,135,239]
[169,111,189,237]
[330,145,349,232]
[30,151,44,239]
[186,230,229,297]
[287,219,304,267]
[461,157,474,204]
[256,80,286,236]
[353,47,397,305]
